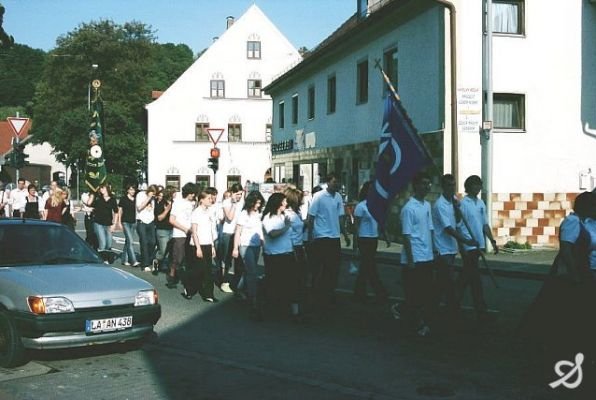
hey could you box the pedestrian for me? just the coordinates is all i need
[182,189,217,302]
[0,181,7,218]
[60,188,76,230]
[455,175,498,322]
[431,174,476,316]
[117,184,140,267]
[284,187,308,313]
[167,182,196,288]
[232,191,265,318]
[9,178,27,217]
[520,191,596,393]
[44,187,66,223]
[81,191,98,249]
[307,173,348,307]
[154,186,174,273]
[22,183,42,219]
[219,183,244,293]
[204,187,219,279]
[136,184,157,272]
[41,180,58,220]
[352,181,389,304]
[399,174,435,337]
[85,184,118,256]
[262,192,303,321]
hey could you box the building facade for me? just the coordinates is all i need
[265,0,596,247]
[146,5,301,194]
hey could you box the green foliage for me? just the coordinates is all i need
[30,19,193,179]
[503,241,532,250]
[0,105,28,120]
[0,44,46,107]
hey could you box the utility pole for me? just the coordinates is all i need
[482,0,494,247]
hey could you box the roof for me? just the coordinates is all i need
[0,119,32,156]
[265,0,420,93]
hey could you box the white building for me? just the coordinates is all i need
[146,4,301,193]
[265,0,596,247]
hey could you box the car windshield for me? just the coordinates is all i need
[0,223,101,266]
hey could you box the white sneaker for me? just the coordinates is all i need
[143,266,153,272]
[417,325,431,337]
[220,282,233,293]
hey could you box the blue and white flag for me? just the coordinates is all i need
[367,94,433,227]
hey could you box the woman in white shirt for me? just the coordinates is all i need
[353,181,388,304]
[232,191,265,318]
[262,192,302,321]
[284,187,307,312]
[182,190,216,301]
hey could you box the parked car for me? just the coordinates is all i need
[0,219,161,367]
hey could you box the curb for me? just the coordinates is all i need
[340,250,549,281]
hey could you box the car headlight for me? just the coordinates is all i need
[134,289,158,306]
[27,296,75,314]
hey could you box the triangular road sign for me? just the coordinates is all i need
[7,117,30,138]
[206,128,225,146]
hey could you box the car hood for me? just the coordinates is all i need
[0,264,154,309]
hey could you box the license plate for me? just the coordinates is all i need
[85,316,133,334]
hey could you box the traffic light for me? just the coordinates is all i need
[13,143,29,169]
[208,147,220,173]
[208,157,219,173]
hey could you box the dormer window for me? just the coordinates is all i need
[247,41,261,59]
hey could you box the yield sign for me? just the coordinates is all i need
[7,117,30,138]
[206,128,225,146]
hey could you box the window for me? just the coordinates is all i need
[493,93,525,130]
[248,79,262,98]
[383,47,398,94]
[165,175,180,191]
[356,60,368,104]
[327,75,336,114]
[195,123,210,142]
[228,123,242,142]
[210,80,225,98]
[493,1,524,35]
[291,94,299,125]
[227,175,242,189]
[247,41,261,59]
[196,175,210,191]
[307,86,315,120]
[278,101,285,128]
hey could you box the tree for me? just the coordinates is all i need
[31,20,157,181]
[0,44,46,107]
[148,43,193,91]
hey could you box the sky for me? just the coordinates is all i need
[1,0,356,54]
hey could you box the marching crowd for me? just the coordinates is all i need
[1,174,595,336]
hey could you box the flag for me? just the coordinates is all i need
[367,94,433,227]
[85,84,107,192]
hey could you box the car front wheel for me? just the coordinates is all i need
[0,310,26,368]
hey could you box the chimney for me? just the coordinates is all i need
[226,16,235,29]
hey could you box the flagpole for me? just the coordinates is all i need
[374,59,438,175]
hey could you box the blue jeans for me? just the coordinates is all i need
[136,221,156,267]
[93,223,112,251]
[121,222,138,264]
[240,245,261,301]
[156,229,172,267]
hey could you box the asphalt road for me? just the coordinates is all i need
[0,220,585,400]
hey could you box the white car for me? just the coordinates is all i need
[0,219,161,367]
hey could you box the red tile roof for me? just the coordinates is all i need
[0,119,32,155]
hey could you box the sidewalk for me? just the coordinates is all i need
[340,239,557,281]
